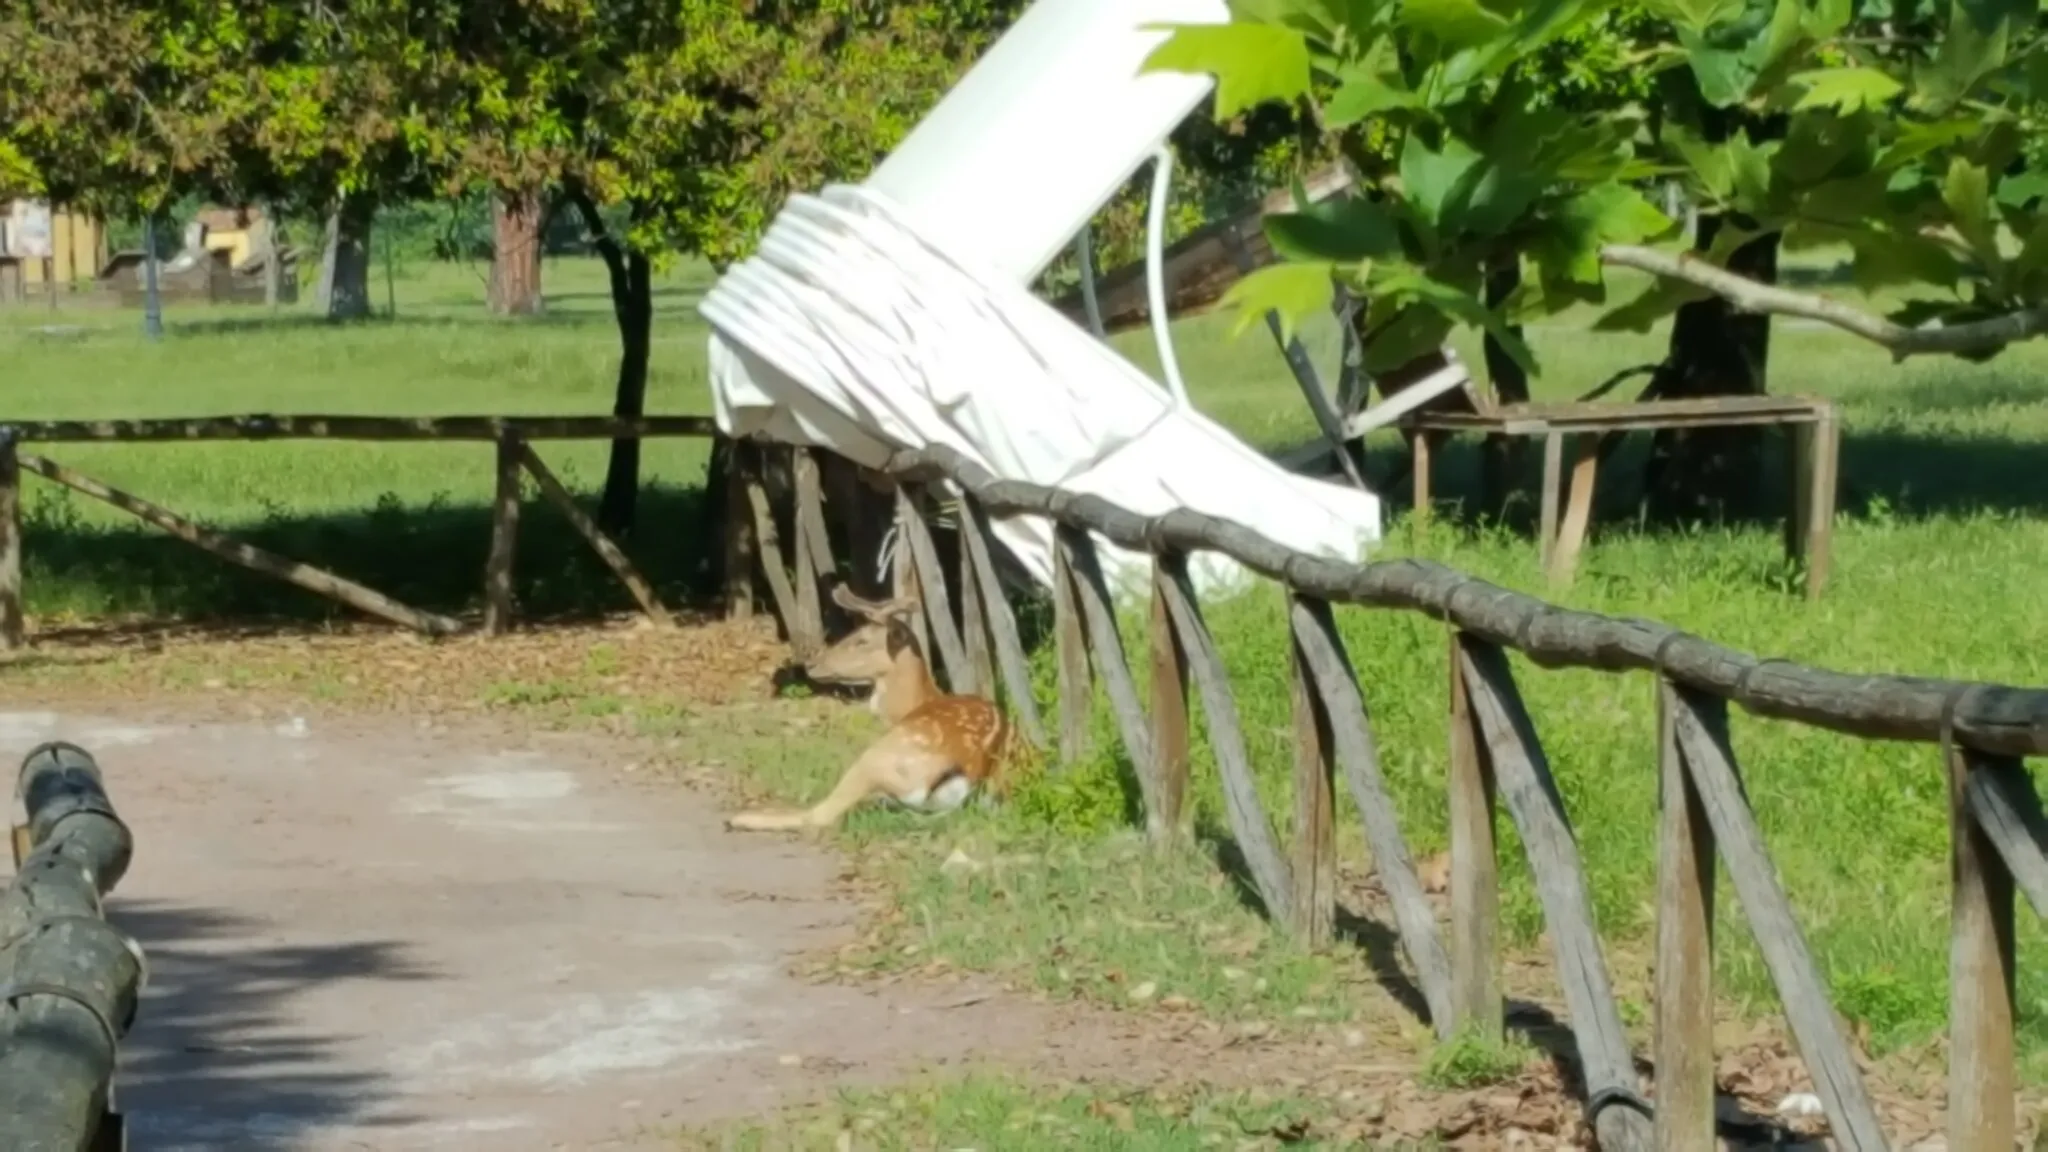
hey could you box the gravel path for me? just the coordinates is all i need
[0,707,1113,1150]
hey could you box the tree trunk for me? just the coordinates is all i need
[488,189,547,316]
[596,251,651,533]
[1641,213,1781,525]
[1640,92,1785,524]
[567,189,653,535]
[315,194,374,321]
[1479,256,1529,518]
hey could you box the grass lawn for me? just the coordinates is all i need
[6,247,2048,1109]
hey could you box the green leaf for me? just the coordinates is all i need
[1221,261,1338,343]
[1444,159,1550,239]
[1842,230,1962,292]
[1399,134,1485,227]
[1666,125,1733,201]
[1918,0,2029,110]
[1680,38,1758,107]
[1374,266,1538,375]
[2012,212,2048,292]
[1942,157,1998,265]
[1725,130,1775,210]
[1323,48,1423,125]
[1140,22,1313,118]
[1398,0,1509,50]
[1795,171,1894,224]
[1790,67,1903,113]
[1593,276,1713,332]
[1359,303,1456,374]
[1264,195,1403,263]
[1749,0,1809,81]
[1875,118,1980,172]
[1636,0,1747,36]
[1995,170,2048,209]
[1530,184,1675,298]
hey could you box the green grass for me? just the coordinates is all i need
[674,1075,1369,1151]
[8,247,2048,1087]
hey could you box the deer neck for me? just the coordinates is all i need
[871,648,941,725]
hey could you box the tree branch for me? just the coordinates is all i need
[1600,244,2048,361]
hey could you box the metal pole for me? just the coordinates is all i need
[141,214,163,341]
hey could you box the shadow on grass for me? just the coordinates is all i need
[1390,424,2048,541]
[19,482,728,630]
[110,899,440,1146]
[156,309,630,339]
[1202,824,1438,1029]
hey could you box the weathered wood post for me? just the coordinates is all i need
[745,444,809,656]
[791,449,829,651]
[957,495,1045,746]
[1447,631,1502,1039]
[483,430,522,635]
[0,742,145,1152]
[1288,598,1338,945]
[1655,681,1717,1152]
[1946,742,2017,1152]
[896,485,972,693]
[0,427,22,650]
[722,438,757,621]
[1051,533,1094,766]
[1149,557,1190,833]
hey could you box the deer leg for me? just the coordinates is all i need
[725,752,885,832]
[725,744,955,832]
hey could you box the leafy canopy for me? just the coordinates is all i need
[1144,0,2048,369]
[1143,0,1676,376]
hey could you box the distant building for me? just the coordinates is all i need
[189,205,274,269]
[0,199,108,300]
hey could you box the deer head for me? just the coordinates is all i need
[804,584,938,722]
[803,584,920,685]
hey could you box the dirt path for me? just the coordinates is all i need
[0,704,1146,1151]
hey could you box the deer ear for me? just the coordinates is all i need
[884,616,922,660]
[832,581,917,624]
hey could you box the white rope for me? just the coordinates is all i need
[1142,146,1190,410]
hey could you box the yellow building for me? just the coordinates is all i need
[0,200,108,297]
[191,205,271,269]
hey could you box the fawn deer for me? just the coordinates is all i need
[724,583,1029,832]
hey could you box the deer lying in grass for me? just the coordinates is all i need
[724,584,1029,832]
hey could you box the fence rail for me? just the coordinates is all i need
[0,414,726,648]
[726,435,2045,1152]
[0,741,144,1151]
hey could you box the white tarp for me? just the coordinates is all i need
[697,0,1382,602]
[701,186,1382,600]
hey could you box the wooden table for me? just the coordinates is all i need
[1406,395,1841,598]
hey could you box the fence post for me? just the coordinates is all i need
[1289,605,1338,946]
[791,448,827,650]
[482,431,522,635]
[1947,743,2017,1152]
[1655,680,1717,1152]
[1052,536,1092,766]
[1447,629,1501,1039]
[0,428,21,650]
[1150,557,1189,833]
[722,438,756,620]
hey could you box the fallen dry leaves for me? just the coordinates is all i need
[3,611,794,718]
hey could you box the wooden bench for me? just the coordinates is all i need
[1406,395,1842,598]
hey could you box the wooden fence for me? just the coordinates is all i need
[0,741,144,1150]
[0,415,722,648]
[728,436,2047,1152]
